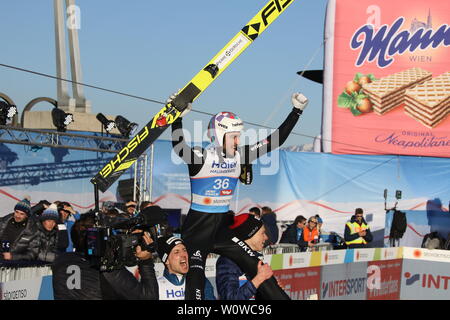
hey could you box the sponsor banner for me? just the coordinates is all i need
[321,250,346,266]
[403,247,450,263]
[354,248,376,262]
[282,252,312,269]
[380,247,403,261]
[0,277,47,300]
[272,248,403,270]
[367,259,402,300]
[274,267,321,300]
[321,262,368,300]
[401,260,450,300]
[323,0,450,157]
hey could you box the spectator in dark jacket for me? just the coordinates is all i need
[260,206,279,245]
[280,215,307,244]
[35,203,69,263]
[0,197,38,261]
[344,208,373,249]
[216,214,275,300]
[52,213,158,300]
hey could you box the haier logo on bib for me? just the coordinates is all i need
[165,288,184,299]
[212,161,237,169]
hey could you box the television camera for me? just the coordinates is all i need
[86,205,168,271]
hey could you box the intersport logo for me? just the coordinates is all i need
[404,272,450,290]
[322,277,366,299]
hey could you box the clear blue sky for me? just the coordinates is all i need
[0,0,327,147]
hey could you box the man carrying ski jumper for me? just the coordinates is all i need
[171,92,308,300]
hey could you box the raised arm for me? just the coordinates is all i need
[241,93,308,164]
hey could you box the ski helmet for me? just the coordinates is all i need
[207,111,244,147]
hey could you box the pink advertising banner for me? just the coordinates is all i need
[322,0,450,156]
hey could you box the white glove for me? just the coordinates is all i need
[291,92,308,111]
[166,91,192,118]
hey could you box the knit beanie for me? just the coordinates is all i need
[229,213,263,240]
[14,197,31,215]
[156,235,185,263]
[40,203,60,222]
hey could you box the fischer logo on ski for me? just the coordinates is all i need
[91,0,296,192]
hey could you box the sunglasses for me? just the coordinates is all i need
[309,221,317,224]
[126,205,136,208]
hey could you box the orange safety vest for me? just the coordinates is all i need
[302,226,319,242]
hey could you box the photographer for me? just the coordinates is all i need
[51,213,158,300]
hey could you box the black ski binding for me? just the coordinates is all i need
[203,64,219,78]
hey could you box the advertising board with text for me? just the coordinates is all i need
[367,259,402,300]
[273,267,321,300]
[322,0,450,157]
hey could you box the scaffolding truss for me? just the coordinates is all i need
[0,125,127,153]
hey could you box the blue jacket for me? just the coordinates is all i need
[216,256,258,300]
[64,212,80,252]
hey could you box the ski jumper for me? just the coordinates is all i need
[172,108,301,300]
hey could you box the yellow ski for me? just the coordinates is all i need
[92,0,296,192]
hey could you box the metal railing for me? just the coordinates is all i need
[0,125,127,153]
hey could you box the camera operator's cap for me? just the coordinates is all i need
[157,236,185,263]
[40,203,60,222]
[229,213,263,240]
[14,196,31,215]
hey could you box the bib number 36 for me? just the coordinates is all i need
[213,178,230,190]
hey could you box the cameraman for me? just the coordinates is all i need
[51,213,159,300]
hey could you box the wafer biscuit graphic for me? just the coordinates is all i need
[362,67,432,115]
[404,72,450,128]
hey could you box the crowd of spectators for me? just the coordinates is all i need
[278,209,372,251]
[0,198,75,263]
[0,197,157,264]
[0,198,373,300]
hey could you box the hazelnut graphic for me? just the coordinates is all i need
[357,98,373,113]
[358,76,372,86]
[345,81,361,95]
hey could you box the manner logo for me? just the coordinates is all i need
[350,16,450,68]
